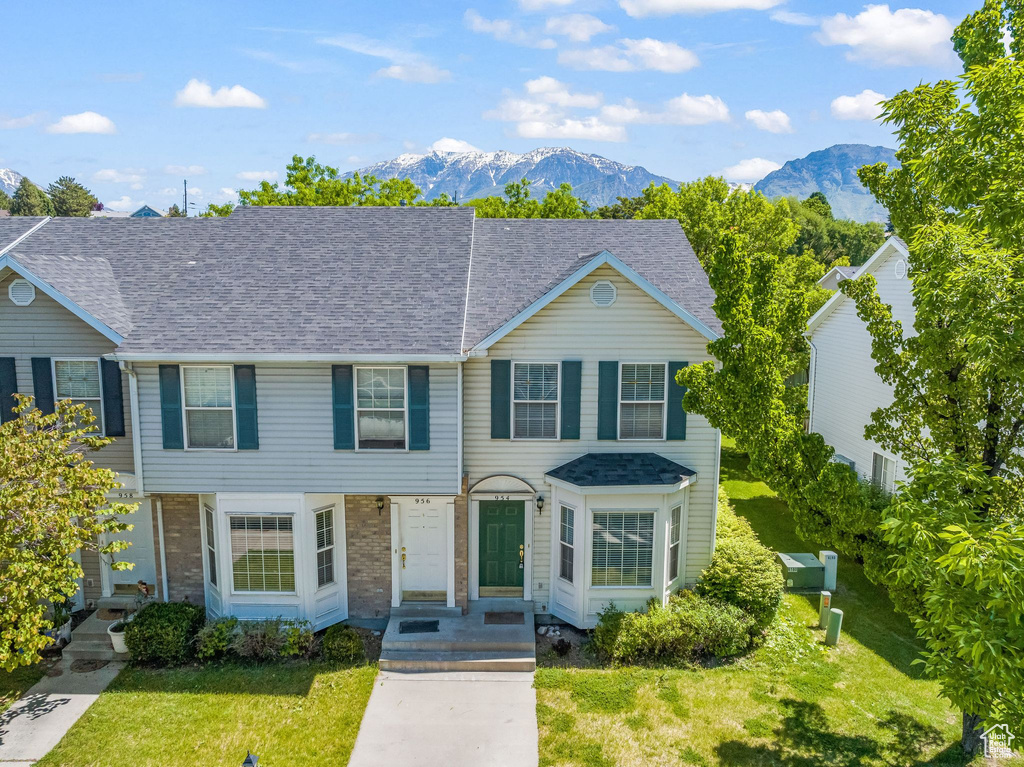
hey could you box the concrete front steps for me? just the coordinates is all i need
[63,610,125,663]
[379,601,537,673]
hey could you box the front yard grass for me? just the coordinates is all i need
[0,662,46,715]
[536,439,1021,767]
[37,662,376,767]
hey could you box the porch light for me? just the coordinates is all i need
[375,496,385,515]
[242,752,259,767]
[536,494,545,514]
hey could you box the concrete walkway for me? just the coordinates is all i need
[348,670,538,767]
[0,657,123,765]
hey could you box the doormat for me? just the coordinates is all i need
[484,611,525,625]
[399,620,440,634]
[97,608,126,621]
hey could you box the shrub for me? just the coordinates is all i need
[196,617,239,660]
[590,603,626,660]
[124,602,206,665]
[697,490,784,628]
[231,619,287,661]
[322,624,364,663]
[282,620,317,658]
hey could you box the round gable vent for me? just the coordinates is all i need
[894,259,907,279]
[8,278,35,306]
[590,280,617,307]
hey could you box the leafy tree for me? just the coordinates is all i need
[166,203,186,217]
[9,177,54,216]
[595,194,646,219]
[47,176,98,217]
[238,155,422,207]
[200,202,234,217]
[787,197,886,266]
[540,183,592,219]
[803,191,833,220]
[0,397,135,670]
[0,189,11,211]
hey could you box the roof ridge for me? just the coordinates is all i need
[0,216,50,257]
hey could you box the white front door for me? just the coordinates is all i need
[103,497,157,595]
[399,499,447,598]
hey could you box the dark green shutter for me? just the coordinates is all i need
[667,361,688,441]
[490,359,511,440]
[332,365,355,450]
[597,361,619,440]
[234,365,259,450]
[31,357,54,415]
[408,365,430,450]
[100,359,125,437]
[159,364,184,449]
[0,358,17,423]
[560,360,581,440]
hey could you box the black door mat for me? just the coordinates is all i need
[484,611,526,625]
[399,619,440,634]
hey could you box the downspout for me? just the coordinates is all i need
[119,361,144,496]
[155,497,169,602]
[457,362,464,493]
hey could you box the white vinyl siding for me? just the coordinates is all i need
[53,358,104,434]
[668,504,682,581]
[559,504,575,583]
[355,366,407,450]
[619,363,666,440]
[592,511,655,587]
[229,515,295,593]
[183,366,235,450]
[513,362,559,439]
[315,505,336,588]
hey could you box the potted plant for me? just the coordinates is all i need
[44,600,73,644]
[108,619,128,654]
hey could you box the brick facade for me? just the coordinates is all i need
[151,493,205,605]
[455,479,469,612]
[344,495,393,619]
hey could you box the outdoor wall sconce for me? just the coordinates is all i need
[376,496,385,515]
[536,494,545,514]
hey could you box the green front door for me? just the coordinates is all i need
[479,500,525,597]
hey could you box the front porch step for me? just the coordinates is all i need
[383,637,534,653]
[63,639,120,662]
[390,604,464,619]
[378,649,536,672]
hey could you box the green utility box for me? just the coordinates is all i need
[777,552,825,590]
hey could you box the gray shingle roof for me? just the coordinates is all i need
[0,217,47,254]
[546,452,697,487]
[6,209,717,356]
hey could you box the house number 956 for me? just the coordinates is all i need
[413,498,431,504]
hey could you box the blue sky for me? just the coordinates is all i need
[1,1,978,212]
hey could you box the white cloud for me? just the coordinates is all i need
[516,117,626,142]
[831,89,888,120]
[376,64,451,83]
[307,132,379,144]
[745,108,793,133]
[217,188,238,201]
[723,157,782,182]
[518,0,574,10]
[525,76,602,108]
[236,170,280,181]
[430,137,482,153]
[770,10,817,25]
[174,79,267,108]
[560,37,699,72]
[544,14,613,42]
[93,168,146,189]
[318,34,451,84]
[104,195,142,211]
[619,0,781,18]
[164,164,207,175]
[484,97,558,122]
[816,5,955,67]
[602,93,730,125]
[464,10,556,48]
[46,111,117,135]
[0,113,44,130]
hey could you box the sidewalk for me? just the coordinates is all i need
[348,670,538,767]
[0,658,123,765]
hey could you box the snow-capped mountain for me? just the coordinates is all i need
[0,168,24,196]
[347,147,679,207]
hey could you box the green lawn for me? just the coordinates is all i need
[37,662,376,767]
[536,439,1020,767]
[0,663,46,715]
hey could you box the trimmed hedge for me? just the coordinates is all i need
[124,602,206,665]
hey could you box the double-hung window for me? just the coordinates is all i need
[356,367,406,449]
[620,363,666,440]
[182,366,235,449]
[229,515,295,593]
[871,452,896,494]
[513,362,558,439]
[315,506,336,588]
[668,505,682,581]
[559,505,575,583]
[53,359,103,433]
[592,511,655,587]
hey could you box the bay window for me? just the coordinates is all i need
[592,511,655,587]
[559,504,575,583]
[229,516,295,593]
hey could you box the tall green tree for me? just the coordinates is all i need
[539,182,592,219]
[238,155,422,207]
[0,397,135,669]
[802,191,833,220]
[165,203,186,217]
[0,189,11,211]
[47,176,98,217]
[9,177,54,216]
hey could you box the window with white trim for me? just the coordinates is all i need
[513,362,558,439]
[204,504,218,587]
[619,363,666,440]
[182,366,235,449]
[229,516,295,593]
[53,359,104,434]
[668,504,682,581]
[355,367,406,449]
[592,511,655,587]
[559,505,575,583]
[871,452,896,494]
[315,506,336,588]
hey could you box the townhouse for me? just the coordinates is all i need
[0,207,722,629]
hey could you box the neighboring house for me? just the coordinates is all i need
[806,236,913,493]
[89,205,166,219]
[0,208,722,630]
[817,264,858,292]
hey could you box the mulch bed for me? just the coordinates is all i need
[535,624,599,668]
[351,626,383,663]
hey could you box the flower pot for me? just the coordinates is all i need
[58,619,72,644]
[108,622,128,654]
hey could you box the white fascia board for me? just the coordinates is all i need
[805,237,909,337]
[0,253,124,345]
[470,250,720,352]
[108,352,467,363]
[543,474,697,496]
[0,217,50,256]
